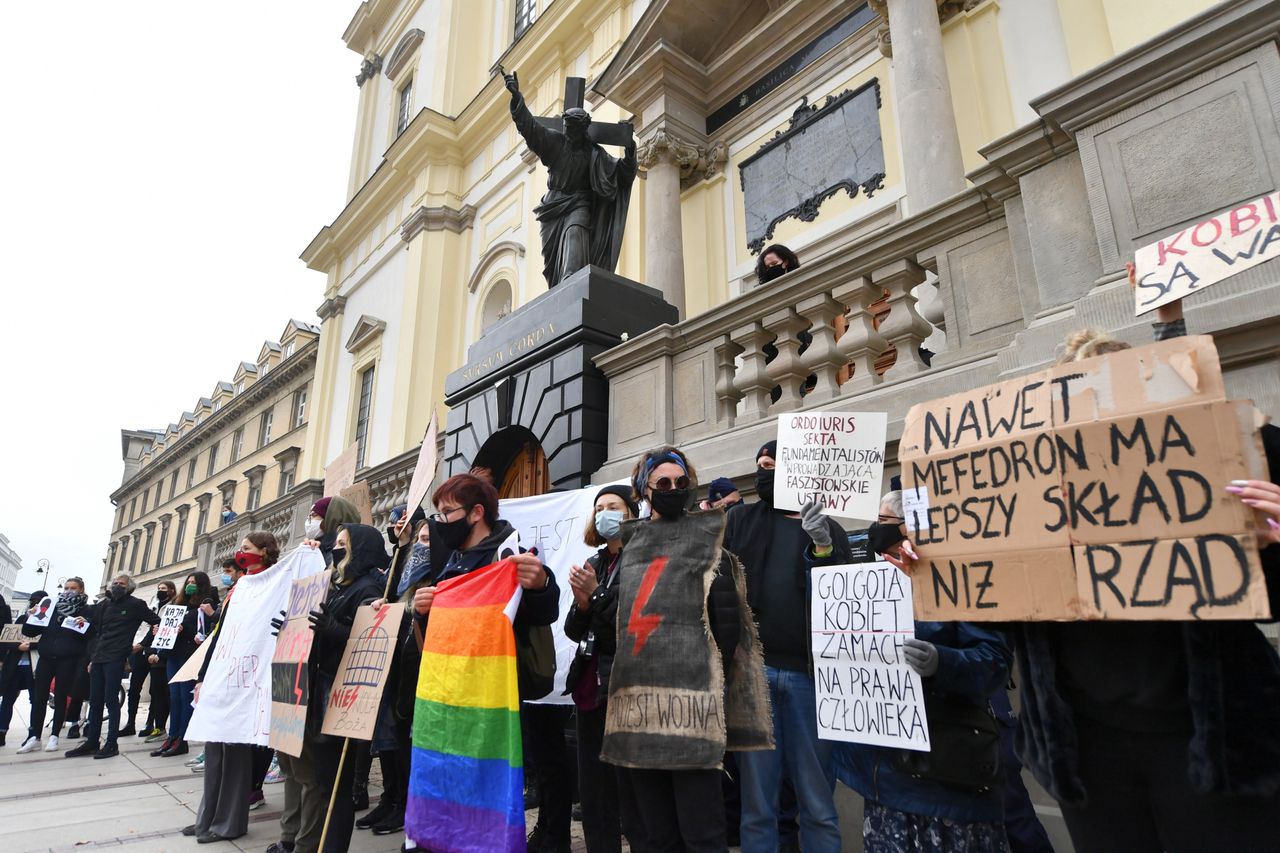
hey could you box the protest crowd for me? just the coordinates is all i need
[2,282,1280,853]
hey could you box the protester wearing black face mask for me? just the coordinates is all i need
[17,579,94,754]
[755,243,800,286]
[410,474,562,853]
[723,440,850,853]
[66,574,161,760]
[604,446,770,853]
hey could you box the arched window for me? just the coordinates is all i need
[481,279,513,334]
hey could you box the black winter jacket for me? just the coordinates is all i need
[27,601,94,660]
[89,594,160,664]
[564,547,622,701]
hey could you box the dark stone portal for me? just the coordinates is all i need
[443,266,677,490]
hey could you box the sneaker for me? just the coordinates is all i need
[66,740,99,758]
[357,800,397,830]
[44,736,59,752]
[191,760,206,773]
[263,755,284,784]
[150,738,175,757]
[66,725,81,739]
[94,742,120,760]
[248,790,265,810]
[145,728,166,742]
[16,736,40,754]
[185,752,205,767]
[371,807,406,836]
[264,844,295,853]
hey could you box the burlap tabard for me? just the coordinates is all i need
[601,510,772,770]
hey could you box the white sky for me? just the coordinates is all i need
[0,2,359,595]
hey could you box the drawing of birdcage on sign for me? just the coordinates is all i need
[342,624,391,688]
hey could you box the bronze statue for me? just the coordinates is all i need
[503,69,637,288]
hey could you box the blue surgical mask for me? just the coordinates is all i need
[594,510,625,541]
[220,573,234,588]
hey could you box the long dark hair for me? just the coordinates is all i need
[176,572,215,608]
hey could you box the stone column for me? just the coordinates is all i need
[886,0,966,210]
[996,0,1072,125]
[637,130,701,319]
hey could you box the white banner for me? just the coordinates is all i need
[186,546,326,745]
[150,605,186,650]
[1133,191,1280,315]
[775,411,887,520]
[499,483,626,704]
[811,562,930,751]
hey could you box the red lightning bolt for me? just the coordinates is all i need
[627,557,668,655]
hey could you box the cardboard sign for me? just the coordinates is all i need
[1133,191,1280,315]
[0,625,37,644]
[321,601,406,739]
[26,597,54,628]
[900,335,1270,621]
[150,605,187,650]
[324,442,360,496]
[405,412,439,515]
[811,562,929,750]
[269,570,332,757]
[170,634,210,684]
[340,481,373,525]
[775,412,887,519]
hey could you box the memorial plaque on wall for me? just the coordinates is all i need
[739,80,885,254]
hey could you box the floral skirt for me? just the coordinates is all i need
[864,800,1011,853]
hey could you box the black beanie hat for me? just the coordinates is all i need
[595,484,640,516]
[757,440,777,462]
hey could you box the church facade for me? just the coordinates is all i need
[299,0,1275,517]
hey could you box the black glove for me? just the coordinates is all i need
[308,600,346,642]
[269,609,287,638]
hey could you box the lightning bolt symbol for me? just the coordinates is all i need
[292,661,304,704]
[626,557,668,655]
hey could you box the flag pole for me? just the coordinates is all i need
[318,737,351,851]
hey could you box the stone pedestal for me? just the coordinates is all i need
[443,266,678,489]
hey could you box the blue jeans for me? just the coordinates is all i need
[84,658,126,745]
[167,657,195,741]
[737,666,841,853]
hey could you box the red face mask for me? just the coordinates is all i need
[233,550,260,570]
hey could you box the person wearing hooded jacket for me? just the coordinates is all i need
[0,590,46,747]
[299,522,388,853]
[17,578,95,753]
[307,496,363,567]
[724,440,850,853]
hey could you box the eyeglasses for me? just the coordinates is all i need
[648,475,690,492]
[877,514,905,524]
[431,505,472,524]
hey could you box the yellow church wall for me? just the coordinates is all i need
[681,176,729,320]
[940,1,1016,174]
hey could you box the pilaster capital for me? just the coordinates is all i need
[869,0,980,56]
[317,294,348,321]
[636,130,728,188]
[356,54,383,87]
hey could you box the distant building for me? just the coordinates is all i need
[101,320,322,597]
[0,535,21,607]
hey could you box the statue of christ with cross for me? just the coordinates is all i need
[503,68,637,288]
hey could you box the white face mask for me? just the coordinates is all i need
[304,519,322,539]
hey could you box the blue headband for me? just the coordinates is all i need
[635,452,688,496]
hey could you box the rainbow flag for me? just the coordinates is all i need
[407,560,526,852]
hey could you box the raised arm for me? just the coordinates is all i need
[504,69,560,164]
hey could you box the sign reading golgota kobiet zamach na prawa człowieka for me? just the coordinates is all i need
[900,335,1271,621]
